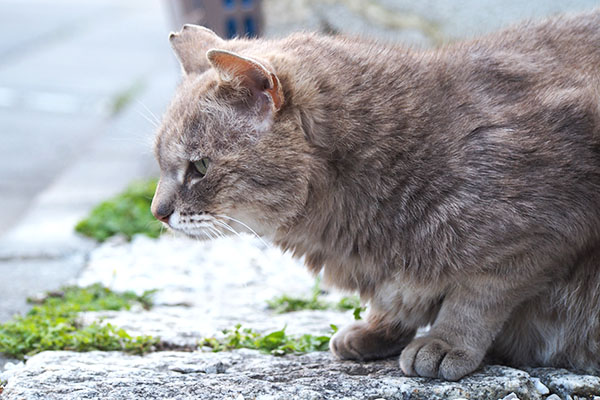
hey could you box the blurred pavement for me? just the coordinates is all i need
[0,0,177,323]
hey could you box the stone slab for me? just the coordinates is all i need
[1,350,554,400]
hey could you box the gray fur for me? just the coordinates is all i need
[152,10,600,380]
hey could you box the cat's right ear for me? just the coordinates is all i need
[206,49,284,112]
[169,25,225,75]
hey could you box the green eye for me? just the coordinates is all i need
[193,158,210,177]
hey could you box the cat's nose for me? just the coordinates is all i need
[152,204,173,224]
[151,179,175,224]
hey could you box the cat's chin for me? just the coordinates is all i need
[185,232,214,241]
[169,227,223,241]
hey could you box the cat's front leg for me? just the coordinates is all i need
[330,313,416,361]
[399,283,520,381]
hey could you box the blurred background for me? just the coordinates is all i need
[0,0,598,331]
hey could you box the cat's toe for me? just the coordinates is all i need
[331,321,414,361]
[399,337,481,381]
[399,337,445,377]
[330,323,367,360]
[439,347,482,381]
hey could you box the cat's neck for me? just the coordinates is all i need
[269,38,456,291]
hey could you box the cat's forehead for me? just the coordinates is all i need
[154,81,208,165]
[155,75,247,168]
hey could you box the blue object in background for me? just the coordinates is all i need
[226,17,237,38]
[244,16,256,37]
[222,0,234,9]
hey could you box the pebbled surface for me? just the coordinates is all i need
[0,350,556,400]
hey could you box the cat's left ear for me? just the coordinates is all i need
[206,49,284,112]
[170,25,224,75]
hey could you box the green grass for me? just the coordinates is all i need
[0,284,159,359]
[338,297,366,320]
[266,278,329,313]
[201,324,338,356]
[267,278,366,320]
[336,295,362,311]
[110,80,146,116]
[266,293,330,313]
[75,179,161,242]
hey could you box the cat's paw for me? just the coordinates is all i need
[399,336,482,381]
[330,321,412,361]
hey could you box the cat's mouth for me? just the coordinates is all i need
[165,210,261,241]
[166,210,228,240]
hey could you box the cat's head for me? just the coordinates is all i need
[151,25,310,240]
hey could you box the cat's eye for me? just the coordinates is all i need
[192,158,210,178]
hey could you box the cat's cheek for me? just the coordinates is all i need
[227,209,273,239]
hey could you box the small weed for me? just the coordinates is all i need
[201,324,338,356]
[75,179,161,242]
[267,278,366,319]
[111,80,145,116]
[0,284,159,359]
[336,296,366,320]
[266,293,330,313]
[266,279,329,313]
[351,306,365,320]
[335,295,361,311]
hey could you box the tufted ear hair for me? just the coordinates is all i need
[206,49,284,112]
[169,24,224,75]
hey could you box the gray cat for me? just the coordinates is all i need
[151,10,600,380]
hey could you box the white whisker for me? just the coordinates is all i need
[136,109,159,129]
[204,227,216,240]
[187,219,213,240]
[214,219,243,239]
[207,225,222,239]
[136,100,162,126]
[216,214,271,248]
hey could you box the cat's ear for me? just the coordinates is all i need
[169,25,224,75]
[206,49,284,112]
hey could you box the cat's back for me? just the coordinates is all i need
[488,8,600,70]
[452,9,600,83]
[271,9,600,76]
[420,9,600,149]
[257,11,600,160]
[266,10,600,119]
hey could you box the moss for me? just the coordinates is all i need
[75,179,161,242]
[0,284,159,359]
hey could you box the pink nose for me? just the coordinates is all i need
[155,212,171,223]
[152,205,173,224]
